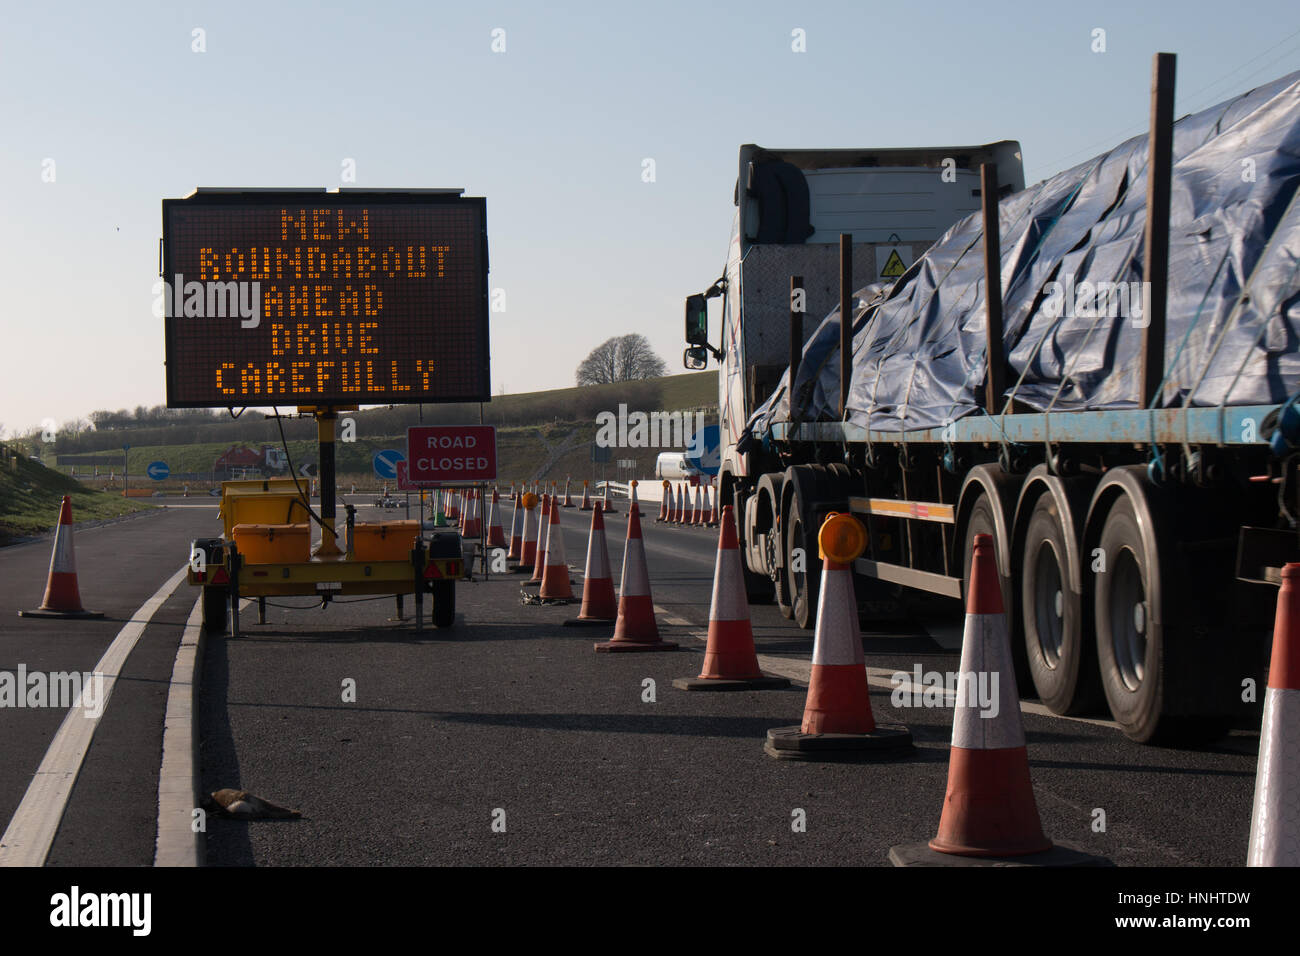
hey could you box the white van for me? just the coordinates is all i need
[654,452,701,480]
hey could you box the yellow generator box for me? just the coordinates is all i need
[352,520,420,562]
[232,523,312,564]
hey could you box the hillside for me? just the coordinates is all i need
[32,371,720,492]
[0,444,153,544]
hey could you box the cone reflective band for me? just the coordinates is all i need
[765,515,909,758]
[20,496,104,619]
[538,499,574,599]
[595,499,676,653]
[929,533,1050,856]
[675,507,789,691]
[1248,562,1300,866]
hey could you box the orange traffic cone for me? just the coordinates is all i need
[529,494,551,584]
[766,514,910,759]
[665,482,677,523]
[562,478,575,508]
[602,482,618,514]
[595,496,676,653]
[538,498,575,600]
[677,484,687,525]
[579,481,593,511]
[463,489,481,538]
[486,488,507,548]
[20,496,104,619]
[1248,562,1300,866]
[657,480,670,522]
[516,493,539,572]
[446,492,460,522]
[889,532,1109,866]
[675,506,789,691]
[567,503,618,625]
[708,482,720,526]
[506,492,524,561]
[693,484,705,526]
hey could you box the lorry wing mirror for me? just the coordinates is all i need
[683,346,708,370]
[685,294,709,346]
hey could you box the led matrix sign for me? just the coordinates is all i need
[162,191,488,408]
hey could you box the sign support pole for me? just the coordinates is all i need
[312,407,341,556]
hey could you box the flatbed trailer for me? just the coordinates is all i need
[688,59,1300,743]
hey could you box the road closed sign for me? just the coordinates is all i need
[406,425,497,483]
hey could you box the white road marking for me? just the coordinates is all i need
[652,605,1120,732]
[0,565,189,867]
[154,597,204,867]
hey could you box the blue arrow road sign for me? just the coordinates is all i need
[373,449,405,480]
[685,424,721,477]
[147,461,170,481]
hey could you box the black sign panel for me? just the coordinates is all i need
[162,191,488,407]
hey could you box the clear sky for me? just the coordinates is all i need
[3,0,1299,435]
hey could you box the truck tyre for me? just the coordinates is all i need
[1094,495,1164,741]
[432,581,456,628]
[786,503,820,630]
[732,486,774,603]
[1021,494,1101,715]
[201,586,228,634]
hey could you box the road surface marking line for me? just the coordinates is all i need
[653,605,1122,731]
[0,565,189,867]
[154,596,204,867]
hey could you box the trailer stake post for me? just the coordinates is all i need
[1141,52,1176,408]
[981,163,1005,414]
[790,275,804,431]
[839,236,852,419]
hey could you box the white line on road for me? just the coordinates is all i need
[653,605,1120,732]
[0,565,189,867]
[154,596,204,867]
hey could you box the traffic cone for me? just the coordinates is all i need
[888,532,1110,866]
[595,497,677,653]
[676,484,686,525]
[529,494,551,584]
[1248,562,1300,866]
[580,481,593,511]
[674,506,789,691]
[516,493,539,572]
[630,478,647,517]
[603,482,619,514]
[566,503,618,625]
[506,492,524,561]
[538,499,575,600]
[463,490,481,538]
[766,514,910,759]
[487,488,507,548]
[709,482,720,526]
[665,482,677,523]
[562,478,574,508]
[20,496,104,619]
[693,485,705,526]
[508,481,518,502]
[657,480,670,522]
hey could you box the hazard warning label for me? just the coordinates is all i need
[879,246,912,279]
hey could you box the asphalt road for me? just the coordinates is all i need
[0,495,1266,868]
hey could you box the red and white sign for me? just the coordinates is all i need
[406,425,497,484]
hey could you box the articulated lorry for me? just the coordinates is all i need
[684,62,1300,743]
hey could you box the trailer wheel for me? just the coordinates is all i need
[432,581,456,628]
[201,586,228,634]
[731,485,774,603]
[1094,495,1167,741]
[1021,495,1100,715]
[787,510,819,630]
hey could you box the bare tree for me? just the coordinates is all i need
[576,334,667,385]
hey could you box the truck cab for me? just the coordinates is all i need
[685,142,1024,601]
